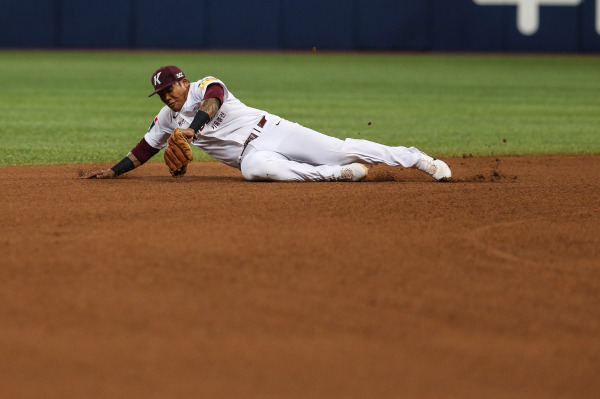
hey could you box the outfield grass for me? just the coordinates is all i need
[0,50,598,166]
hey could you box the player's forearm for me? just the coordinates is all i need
[200,97,221,119]
[188,84,223,136]
[110,152,140,177]
[80,139,159,179]
[189,97,221,136]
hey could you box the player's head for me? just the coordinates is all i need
[149,65,190,112]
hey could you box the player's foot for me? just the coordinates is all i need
[415,153,451,181]
[340,163,369,181]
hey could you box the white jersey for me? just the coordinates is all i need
[144,77,269,169]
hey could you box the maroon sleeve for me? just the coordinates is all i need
[130,138,160,165]
[204,83,224,105]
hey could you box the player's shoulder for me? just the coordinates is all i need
[157,105,173,118]
[155,105,177,125]
[197,76,224,90]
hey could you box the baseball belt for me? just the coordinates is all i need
[240,116,267,157]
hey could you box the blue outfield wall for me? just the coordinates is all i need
[0,0,599,51]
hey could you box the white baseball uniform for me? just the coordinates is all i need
[145,76,423,181]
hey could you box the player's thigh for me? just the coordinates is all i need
[274,121,353,165]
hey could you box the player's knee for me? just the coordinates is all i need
[241,153,279,181]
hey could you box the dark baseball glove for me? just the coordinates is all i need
[164,129,194,177]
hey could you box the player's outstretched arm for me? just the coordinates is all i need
[79,152,141,179]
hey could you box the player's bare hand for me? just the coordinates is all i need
[177,128,195,143]
[78,169,116,179]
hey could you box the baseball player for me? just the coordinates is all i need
[80,65,451,182]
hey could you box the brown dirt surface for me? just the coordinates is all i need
[1,155,599,399]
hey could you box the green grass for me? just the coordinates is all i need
[1,50,599,166]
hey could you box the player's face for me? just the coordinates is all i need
[158,79,189,112]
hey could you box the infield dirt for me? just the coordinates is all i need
[1,156,599,399]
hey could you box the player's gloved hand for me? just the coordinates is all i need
[164,128,194,178]
[79,169,116,179]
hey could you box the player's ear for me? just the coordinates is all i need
[180,78,190,89]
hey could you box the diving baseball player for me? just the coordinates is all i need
[80,65,451,182]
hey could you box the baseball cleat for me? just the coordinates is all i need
[415,153,452,181]
[340,163,369,181]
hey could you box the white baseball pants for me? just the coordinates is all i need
[239,117,422,182]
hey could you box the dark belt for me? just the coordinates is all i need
[241,116,267,156]
[257,116,267,128]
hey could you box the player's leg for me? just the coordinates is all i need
[333,137,451,180]
[270,120,450,180]
[270,120,419,166]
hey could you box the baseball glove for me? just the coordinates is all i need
[164,129,194,177]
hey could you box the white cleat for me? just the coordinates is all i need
[340,163,369,181]
[415,153,452,181]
